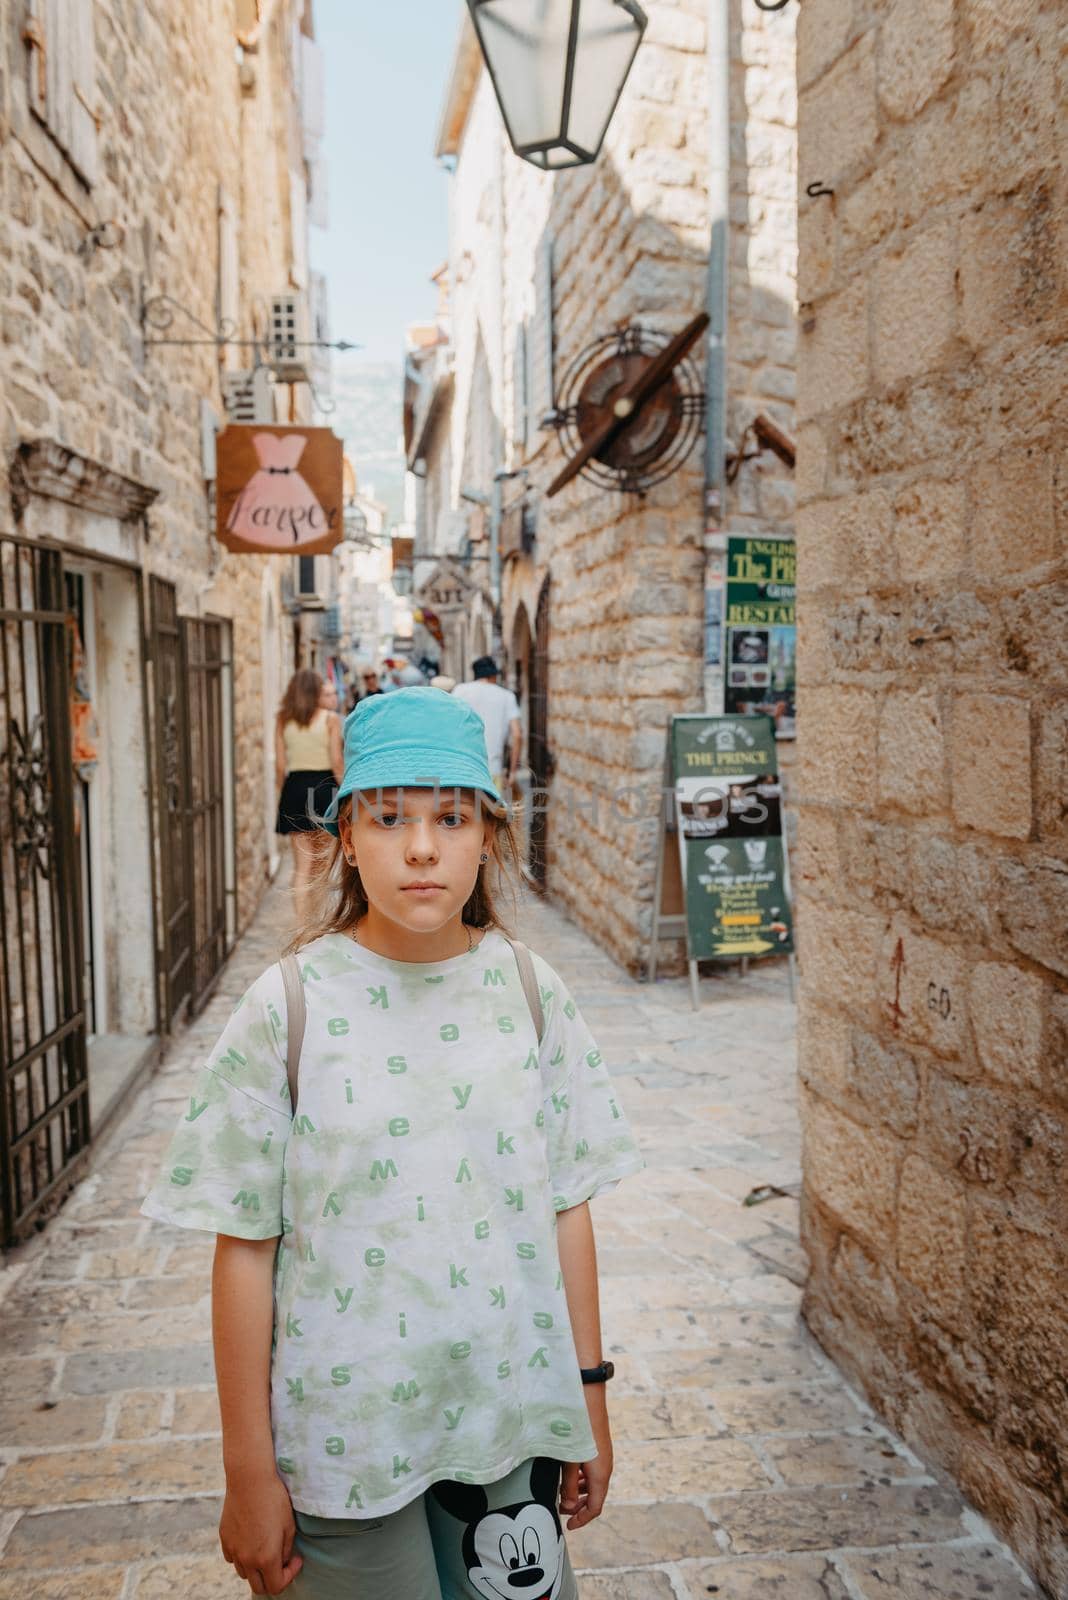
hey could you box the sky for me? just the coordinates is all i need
[310,0,462,369]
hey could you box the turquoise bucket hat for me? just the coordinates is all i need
[321,686,503,835]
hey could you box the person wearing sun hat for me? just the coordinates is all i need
[321,686,503,837]
[137,682,643,1599]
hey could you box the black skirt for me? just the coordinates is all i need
[276,769,337,835]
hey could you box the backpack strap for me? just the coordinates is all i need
[279,955,306,1115]
[505,937,545,1044]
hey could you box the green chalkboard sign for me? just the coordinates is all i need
[668,714,794,961]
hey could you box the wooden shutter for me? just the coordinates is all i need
[531,234,555,423]
[68,0,98,184]
[512,322,529,450]
[25,0,98,184]
[290,166,308,290]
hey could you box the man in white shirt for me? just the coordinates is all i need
[452,656,522,791]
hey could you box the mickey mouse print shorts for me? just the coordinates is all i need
[289,1457,581,1600]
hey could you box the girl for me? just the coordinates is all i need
[275,669,344,921]
[140,688,643,1600]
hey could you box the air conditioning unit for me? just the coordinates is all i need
[268,293,311,382]
[221,367,273,423]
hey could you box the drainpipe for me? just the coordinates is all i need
[703,0,730,715]
[491,127,507,660]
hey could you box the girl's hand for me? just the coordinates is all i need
[559,1391,613,1530]
[220,1469,304,1595]
[559,1442,613,1530]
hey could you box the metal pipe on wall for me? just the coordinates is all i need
[703,0,731,715]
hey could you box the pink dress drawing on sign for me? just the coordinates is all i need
[226,433,328,549]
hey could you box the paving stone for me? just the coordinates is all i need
[726,1273,804,1310]
[599,1273,735,1313]
[56,1307,206,1353]
[81,1247,163,1280]
[0,1358,58,1404]
[132,1554,238,1598]
[711,1382,868,1432]
[646,1337,828,1390]
[0,1496,220,1568]
[124,1274,210,1310]
[61,1343,213,1395]
[159,1242,215,1276]
[170,1388,221,1434]
[746,1233,810,1286]
[0,1438,224,1508]
[571,1503,722,1568]
[607,1299,783,1350]
[842,1542,1040,1598]
[0,1394,107,1449]
[760,1430,924,1487]
[114,1391,167,1440]
[596,1247,678,1277]
[610,1435,772,1499]
[705,1484,967,1554]
[0,1570,125,1599]
[680,1552,853,1599]
[579,1571,677,1600]
[609,1391,727,1442]
[12,1282,125,1319]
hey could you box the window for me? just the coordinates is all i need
[24,0,99,185]
[298,556,317,596]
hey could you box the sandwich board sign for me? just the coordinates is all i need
[649,713,795,1009]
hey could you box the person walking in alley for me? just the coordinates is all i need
[139,687,642,1599]
[274,669,344,922]
[453,655,522,794]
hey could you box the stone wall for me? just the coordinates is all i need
[503,0,799,974]
[0,0,305,938]
[794,1,1067,1591]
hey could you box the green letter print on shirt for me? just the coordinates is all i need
[138,934,644,1517]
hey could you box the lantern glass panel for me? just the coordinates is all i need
[566,0,645,156]
[470,0,646,169]
[473,0,571,152]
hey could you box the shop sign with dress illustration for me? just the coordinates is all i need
[215,425,344,555]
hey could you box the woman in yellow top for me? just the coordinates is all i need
[275,669,344,918]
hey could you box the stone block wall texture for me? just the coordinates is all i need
[0,0,302,933]
[795,0,1068,1591]
[497,0,798,974]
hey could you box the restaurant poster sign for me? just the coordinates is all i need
[216,425,344,555]
[725,536,796,738]
[670,713,794,960]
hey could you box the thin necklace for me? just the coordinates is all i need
[353,921,476,956]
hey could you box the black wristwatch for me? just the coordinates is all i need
[580,1361,615,1385]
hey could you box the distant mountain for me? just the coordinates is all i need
[327,361,406,527]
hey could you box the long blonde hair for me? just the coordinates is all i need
[287,793,523,953]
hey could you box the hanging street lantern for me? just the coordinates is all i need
[466,0,648,171]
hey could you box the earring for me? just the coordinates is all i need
[480,853,489,864]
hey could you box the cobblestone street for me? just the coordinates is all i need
[0,877,1039,1600]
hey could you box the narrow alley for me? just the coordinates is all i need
[0,877,1038,1600]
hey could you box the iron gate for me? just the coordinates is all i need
[182,617,229,1010]
[149,577,194,1029]
[528,576,552,887]
[0,535,89,1246]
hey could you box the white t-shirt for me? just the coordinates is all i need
[140,929,643,1519]
[452,680,521,775]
